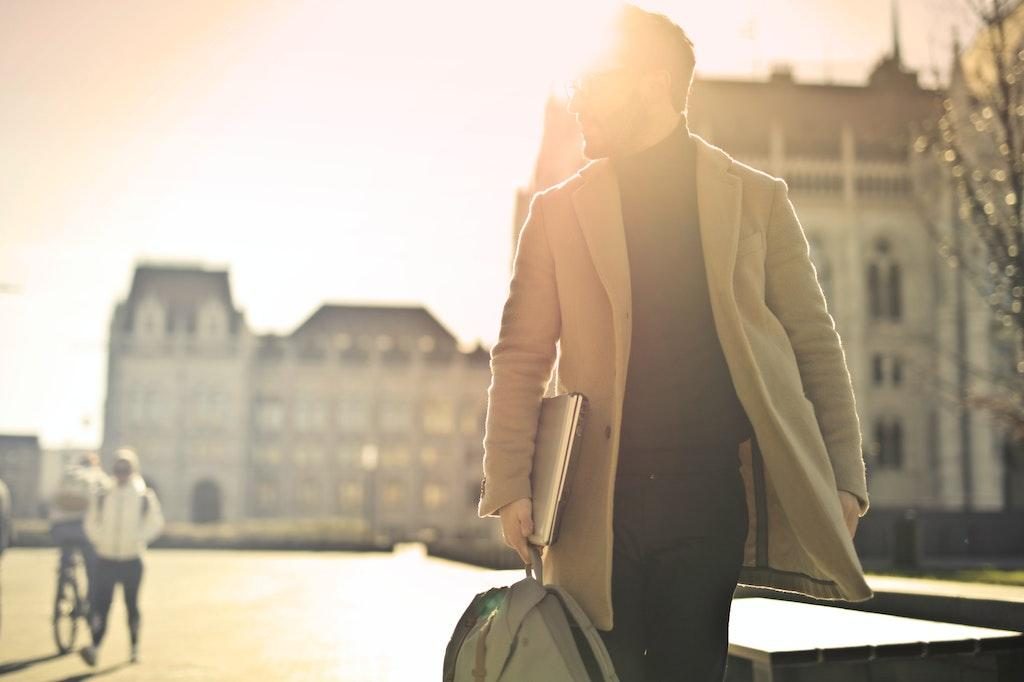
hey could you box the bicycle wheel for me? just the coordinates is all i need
[52,573,79,654]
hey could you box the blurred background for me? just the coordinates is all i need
[4,0,1024,679]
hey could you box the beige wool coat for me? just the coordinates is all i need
[478,130,873,631]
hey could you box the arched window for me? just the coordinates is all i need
[135,297,165,340]
[874,415,904,469]
[867,237,902,321]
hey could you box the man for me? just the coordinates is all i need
[80,448,164,667]
[478,5,871,680]
[49,452,109,608]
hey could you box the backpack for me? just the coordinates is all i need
[443,546,619,681]
[53,466,95,513]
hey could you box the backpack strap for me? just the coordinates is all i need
[473,610,497,682]
[549,587,621,681]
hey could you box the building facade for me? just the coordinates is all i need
[103,264,493,541]
[514,35,1017,510]
[0,434,42,517]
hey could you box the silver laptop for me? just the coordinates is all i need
[528,392,589,547]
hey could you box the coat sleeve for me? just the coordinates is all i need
[764,178,870,517]
[84,490,101,546]
[478,192,561,518]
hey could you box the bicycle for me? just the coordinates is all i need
[52,547,90,654]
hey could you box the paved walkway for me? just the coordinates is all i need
[3,545,1021,680]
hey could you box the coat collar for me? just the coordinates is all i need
[570,132,743,319]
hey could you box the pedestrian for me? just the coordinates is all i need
[49,452,109,609]
[477,4,871,680]
[80,448,164,667]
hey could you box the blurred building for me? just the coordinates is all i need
[103,264,253,523]
[513,30,1018,511]
[103,263,492,541]
[248,305,491,542]
[0,434,42,517]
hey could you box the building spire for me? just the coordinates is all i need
[892,0,902,66]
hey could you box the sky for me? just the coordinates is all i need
[1,0,981,447]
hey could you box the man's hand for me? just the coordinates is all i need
[498,497,534,565]
[838,490,860,540]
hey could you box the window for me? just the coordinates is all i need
[892,356,903,385]
[336,443,362,468]
[337,481,363,509]
[256,399,285,432]
[420,446,440,468]
[336,398,370,433]
[460,405,483,435]
[379,399,413,432]
[257,447,282,466]
[294,447,324,469]
[867,237,902,321]
[422,399,455,434]
[380,444,411,467]
[873,416,904,469]
[422,483,447,510]
[197,301,227,341]
[298,483,321,513]
[872,355,884,385]
[294,399,327,433]
[381,480,406,508]
[257,481,279,512]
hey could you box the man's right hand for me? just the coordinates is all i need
[498,497,534,565]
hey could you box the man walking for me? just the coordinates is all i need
[80,448,164,667]
[478,5,871,680]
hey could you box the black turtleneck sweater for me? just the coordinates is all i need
[612,118,753,478]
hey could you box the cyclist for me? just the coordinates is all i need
[80,448,164,667]
[49,452,108,607]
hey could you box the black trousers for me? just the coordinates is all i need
[595,459,749,682]
[89,557,144,648]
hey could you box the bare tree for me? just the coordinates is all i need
[914,0,1024,445]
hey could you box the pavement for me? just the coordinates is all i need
[0,545,525,681]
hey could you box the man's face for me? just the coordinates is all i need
[566,65,655,159]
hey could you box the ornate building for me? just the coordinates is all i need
[103,263,492,540]
[513,28,1018,510]
[0,434,42,517]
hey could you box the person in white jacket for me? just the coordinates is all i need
[80,448,164,667]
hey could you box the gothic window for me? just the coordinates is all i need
[873,416,904,469]
[872,354,884,385]
[867,237,902,321]
[135,298,165,340]
[197,300,228,341]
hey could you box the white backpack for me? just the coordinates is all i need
[444,547,619,681]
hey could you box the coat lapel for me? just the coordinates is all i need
[570,132,744,327]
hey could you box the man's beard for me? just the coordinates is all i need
[580,93,650,160]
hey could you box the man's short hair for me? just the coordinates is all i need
[615,4,696,112]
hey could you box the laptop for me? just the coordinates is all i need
[528,392,589,547]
